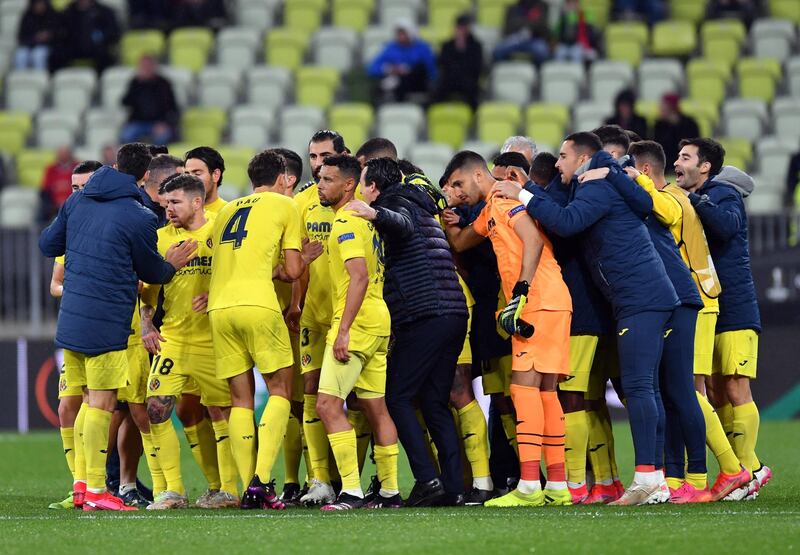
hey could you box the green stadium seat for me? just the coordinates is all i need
[770,0,800,24]
[329,103,375,151]
[525,103,570,149]
[168,27,214,72]
[428,102,473,150]
[634,99,659,131]
[701,19,746,68]
[670,0,708,23]
[605,22,648,66]
[428,0,471,36]
[717,137,753,166]
[737,57,782,102]
[285,0,326,33]
[651,20,696,57]
[296,66,340,109]
[0,127,27,156]
[0,111,33,138]
[418,26,450,53]
[687,58,731,106]
[332,0,374,32]
[477,102,522,146]
[265,28,309,71]
[581,0,611,28]
[680,98,719,137]
[121,30,166,66]
[477,0,516,29]
[181,107,227,146]
[217,146,257,192]
[16,148,55,188]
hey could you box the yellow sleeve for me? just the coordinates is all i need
[55,255,65,265]
[141,283,161,307]
[335,217,367,262]
[635,174,682,228]
[282,200,303,251]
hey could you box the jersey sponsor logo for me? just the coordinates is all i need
[185,255,213,267]
[618,328,630,336]
[739,360,748,366]
[338,232,355,243]
[508,205,525,218]
[216,435,229,443]
[307,221,332,234]
[515,351,528,357]
[335,218,349,224]
[664,328,673,338]
[487,217,496,231]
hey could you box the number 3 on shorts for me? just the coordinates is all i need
[221,207,252,249]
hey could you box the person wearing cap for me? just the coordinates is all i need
[654,93,700,171]
[367,19,437,102]
[432,14,484,110]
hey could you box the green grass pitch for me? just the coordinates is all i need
[1,421,798,554]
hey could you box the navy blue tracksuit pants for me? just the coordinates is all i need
[385,315,468,494]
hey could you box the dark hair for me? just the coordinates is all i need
[398,159,424,176]
[441,151,488,185]
[614,88,637,110]
[628,140,666,172]
[269,148,303,181]
[184,146,225,187]
[564,132,602,155]
[321,154,362,182]
[624,129,642,143]
[492,151,531,174]
[247,150,287,188]
[592,124,630,152]
[364,157,402,191]
[72,160,102,174]
[148,154,184,173]
[355,138,398,162]
[148,144,169,156]
[530,152,558,185]
[310,129,347,154]
[678,138,726,177]
[117,142,153,181]
[160,173,205,198]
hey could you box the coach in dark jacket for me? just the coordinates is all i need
[39,155,193,355]
[346,157,468,506]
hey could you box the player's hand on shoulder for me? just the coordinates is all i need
[301,237,324,264]
[192,292,209,314]
[578,167,609,183]
[345,199,377,221]
[165,238,198,270]
[624,166,641,180]
[492,180,523,200]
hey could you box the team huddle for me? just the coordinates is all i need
[39,124,771,512]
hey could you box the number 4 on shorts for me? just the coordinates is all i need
[221,207,252,249]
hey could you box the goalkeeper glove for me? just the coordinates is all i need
[498,281,534,338]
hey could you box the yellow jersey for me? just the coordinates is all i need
[295,183,335,329]
[326,208,391,342]
[208,192,302,314]
[141,218,215,352]
[205,196,228,215]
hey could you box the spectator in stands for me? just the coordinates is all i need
[706,0,757,27]
[654,93,700,169]
[786,150,800,208]
[56,0,120,72]
[553,0,598,62]
[432,14,483,110]
[613,0,666,24]
[119,56,179,146]
[172,0,227,30]
[492,0,550,64]
[127,0,167,29]
[14,0,60,71]
[368,19,437,103]
[605,89,648,140]
[39,146,78,222]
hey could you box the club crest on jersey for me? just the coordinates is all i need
[508,205,525,218]
[487,217,496,231]
[149,377,161,391]
[338,232,355,243]
[301,354,312,367]
[58,377,67,392]
[206,238,213,249]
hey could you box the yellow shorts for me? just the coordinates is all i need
[182,377,202,397]
[559,335,599,393]
[145,346,231,407]
[693,311,718,376]
[210,306,294,379]
[482,354,512,396]
[457,306,473,366]
[586,335,619,401]
[290,331,303,403]
[118,343,150,404]
[300,325,328,374]
[57,358,84,399]
[318,332,389,400]
[713,329,758,379]
[63,348,129,392]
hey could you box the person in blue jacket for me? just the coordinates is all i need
[675,137,769,499]
[493,132,679,506]
[368,19,437,102]
[39,143,197,511]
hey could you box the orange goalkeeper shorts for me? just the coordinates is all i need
[511,309,571,375]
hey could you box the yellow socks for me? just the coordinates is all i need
[83,407,112,492]
[374,443,399,495]
[696,392,741,475]
[328,428,361,494]
[140,431,166,495]
[457,400,491,484]
[599,407,619,479]
[211,418,239,495]
[59,427,76,480]
[283,412,303,485]
[499,412,518,454]
[150,420,184,495]
[718,403,734,437]
[686,472,707,490]
[228,407,256,483]
[347,409,372,473]
[255,395,291,481]
[197,417,222,490]
[732,402,760,473]
[666,477,684,490]
[303,394,330,483]
[564,410,589,486]
[586,410,613,484]
[73,403,88,484]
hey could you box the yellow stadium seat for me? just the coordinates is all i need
[0,128,26,156]
[265,28,309,71]
[477,0,517,29]
[581,0,612,28]
[285,0,326,33]
[701,19,746,68]
[605,22,648,66]
[330,103,375,151]
[168,27,214,72]
[738,57,782,102]
[477,102,522,146]
[717,137,752,166]
[680,98,719,137]
[418,26,450,53]
[181,107,227,146]
[296,66,340,109]
[332,0,374,32]
[121,30,166,66]
[217,146,257,191]
[770,0,800,23]
[428,0,471,36]
[428,102,473,150]
[525,103,570,149]
[17,148,55,188]
[687,58,731,106]
[167,143,197,158]
[651,20,696,57]
[0,111,32,137]
[670,0,708,23]
[634,99,659,131]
